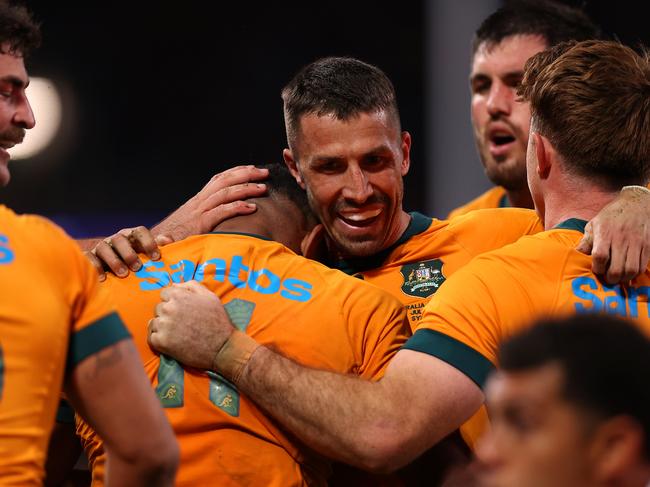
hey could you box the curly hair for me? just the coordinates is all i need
[0,0,41,57]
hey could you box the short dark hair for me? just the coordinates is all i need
[0,1,41,57]
[518,40,650,187]
[499,314,650,459]
[281,56,401,152]
[473,0,600,55]
[256,163,315,226]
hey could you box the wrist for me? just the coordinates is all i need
[212,330,260,384]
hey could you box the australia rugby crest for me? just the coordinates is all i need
[400,259,446,298]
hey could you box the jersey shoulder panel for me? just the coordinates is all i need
[447,186,507,219]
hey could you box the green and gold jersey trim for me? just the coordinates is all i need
[208,231,272,241]
[67,312,131,371]
[403,329,495,388]
[498,193,510,208]
[334,212,433,275]
[553,218,587,233]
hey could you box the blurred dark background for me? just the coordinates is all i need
[2,1,648,237]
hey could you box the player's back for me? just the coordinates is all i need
[416,218,650,373]
[80,231,409,487]
[0,205,120,486]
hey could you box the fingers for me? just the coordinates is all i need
[147,317,163,351]
[123,226,161,261]
[108,233,144,273]
[620,240,643,283]
[89,227,162,279]
[159,280,202,303]
[155,234,174,246]
[588,223,610,277]
[93,240,129,278]
[84,250,108,282]
[575,221,593,255]
[201,165,269,195]
[603,241,627,285]
[202,182,266,210]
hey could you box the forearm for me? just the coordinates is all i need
[238,346,400,470]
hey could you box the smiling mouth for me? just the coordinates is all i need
[338,208,382,227]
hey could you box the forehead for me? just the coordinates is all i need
[487,364,565,409]
[296,110,399,160]
[0,49,28,83]
[472,34,548,77]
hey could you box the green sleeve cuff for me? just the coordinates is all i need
[403,329,495,388]
[56,398,75,423]
[67,312,131,371]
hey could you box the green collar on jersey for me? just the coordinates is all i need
[498,192,510,208]
[208,231,271,241]
[332,211,433,275]
[553,218,587,233]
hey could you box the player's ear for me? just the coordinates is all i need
[283,149,305,189]
[400,131,411,176]
[589,416,645,483]
[533,132,552,179]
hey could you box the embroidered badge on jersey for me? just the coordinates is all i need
[400,259,446,298]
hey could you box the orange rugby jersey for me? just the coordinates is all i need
[447,186,509,219]
[405,218,650,424]
[77,232,409,487]
[0,205,129,486]
[334,210,543,332]
[330,209,542,453]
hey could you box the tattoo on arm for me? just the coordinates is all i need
[85,341,127,379]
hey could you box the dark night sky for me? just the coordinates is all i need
[3,2,425,235]
[2,1,648,236]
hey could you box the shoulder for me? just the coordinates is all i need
[446,208,543,256]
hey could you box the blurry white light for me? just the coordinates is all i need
[8,77,62,160]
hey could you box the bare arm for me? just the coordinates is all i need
[237,347,482,472]
[65,339,179,487]
[147,281,483,472]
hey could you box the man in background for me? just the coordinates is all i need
[478,314,650,487]
[449,0,600,217]
[0,2,178,485]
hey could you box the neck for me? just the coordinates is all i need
[505,186,535,209]
[213,214,273,240]
[540,185,619,230]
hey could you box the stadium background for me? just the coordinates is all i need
[2,0,648,237]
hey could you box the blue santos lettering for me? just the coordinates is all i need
[248,269,280,294]
[194,258,227,282]
[228,256,248,289]
[170,259,196,284]
[572,276,650,318]
[136,261,171,290]
[0,235,14,265]
[281,278,312,303]
[135,254,313,302]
